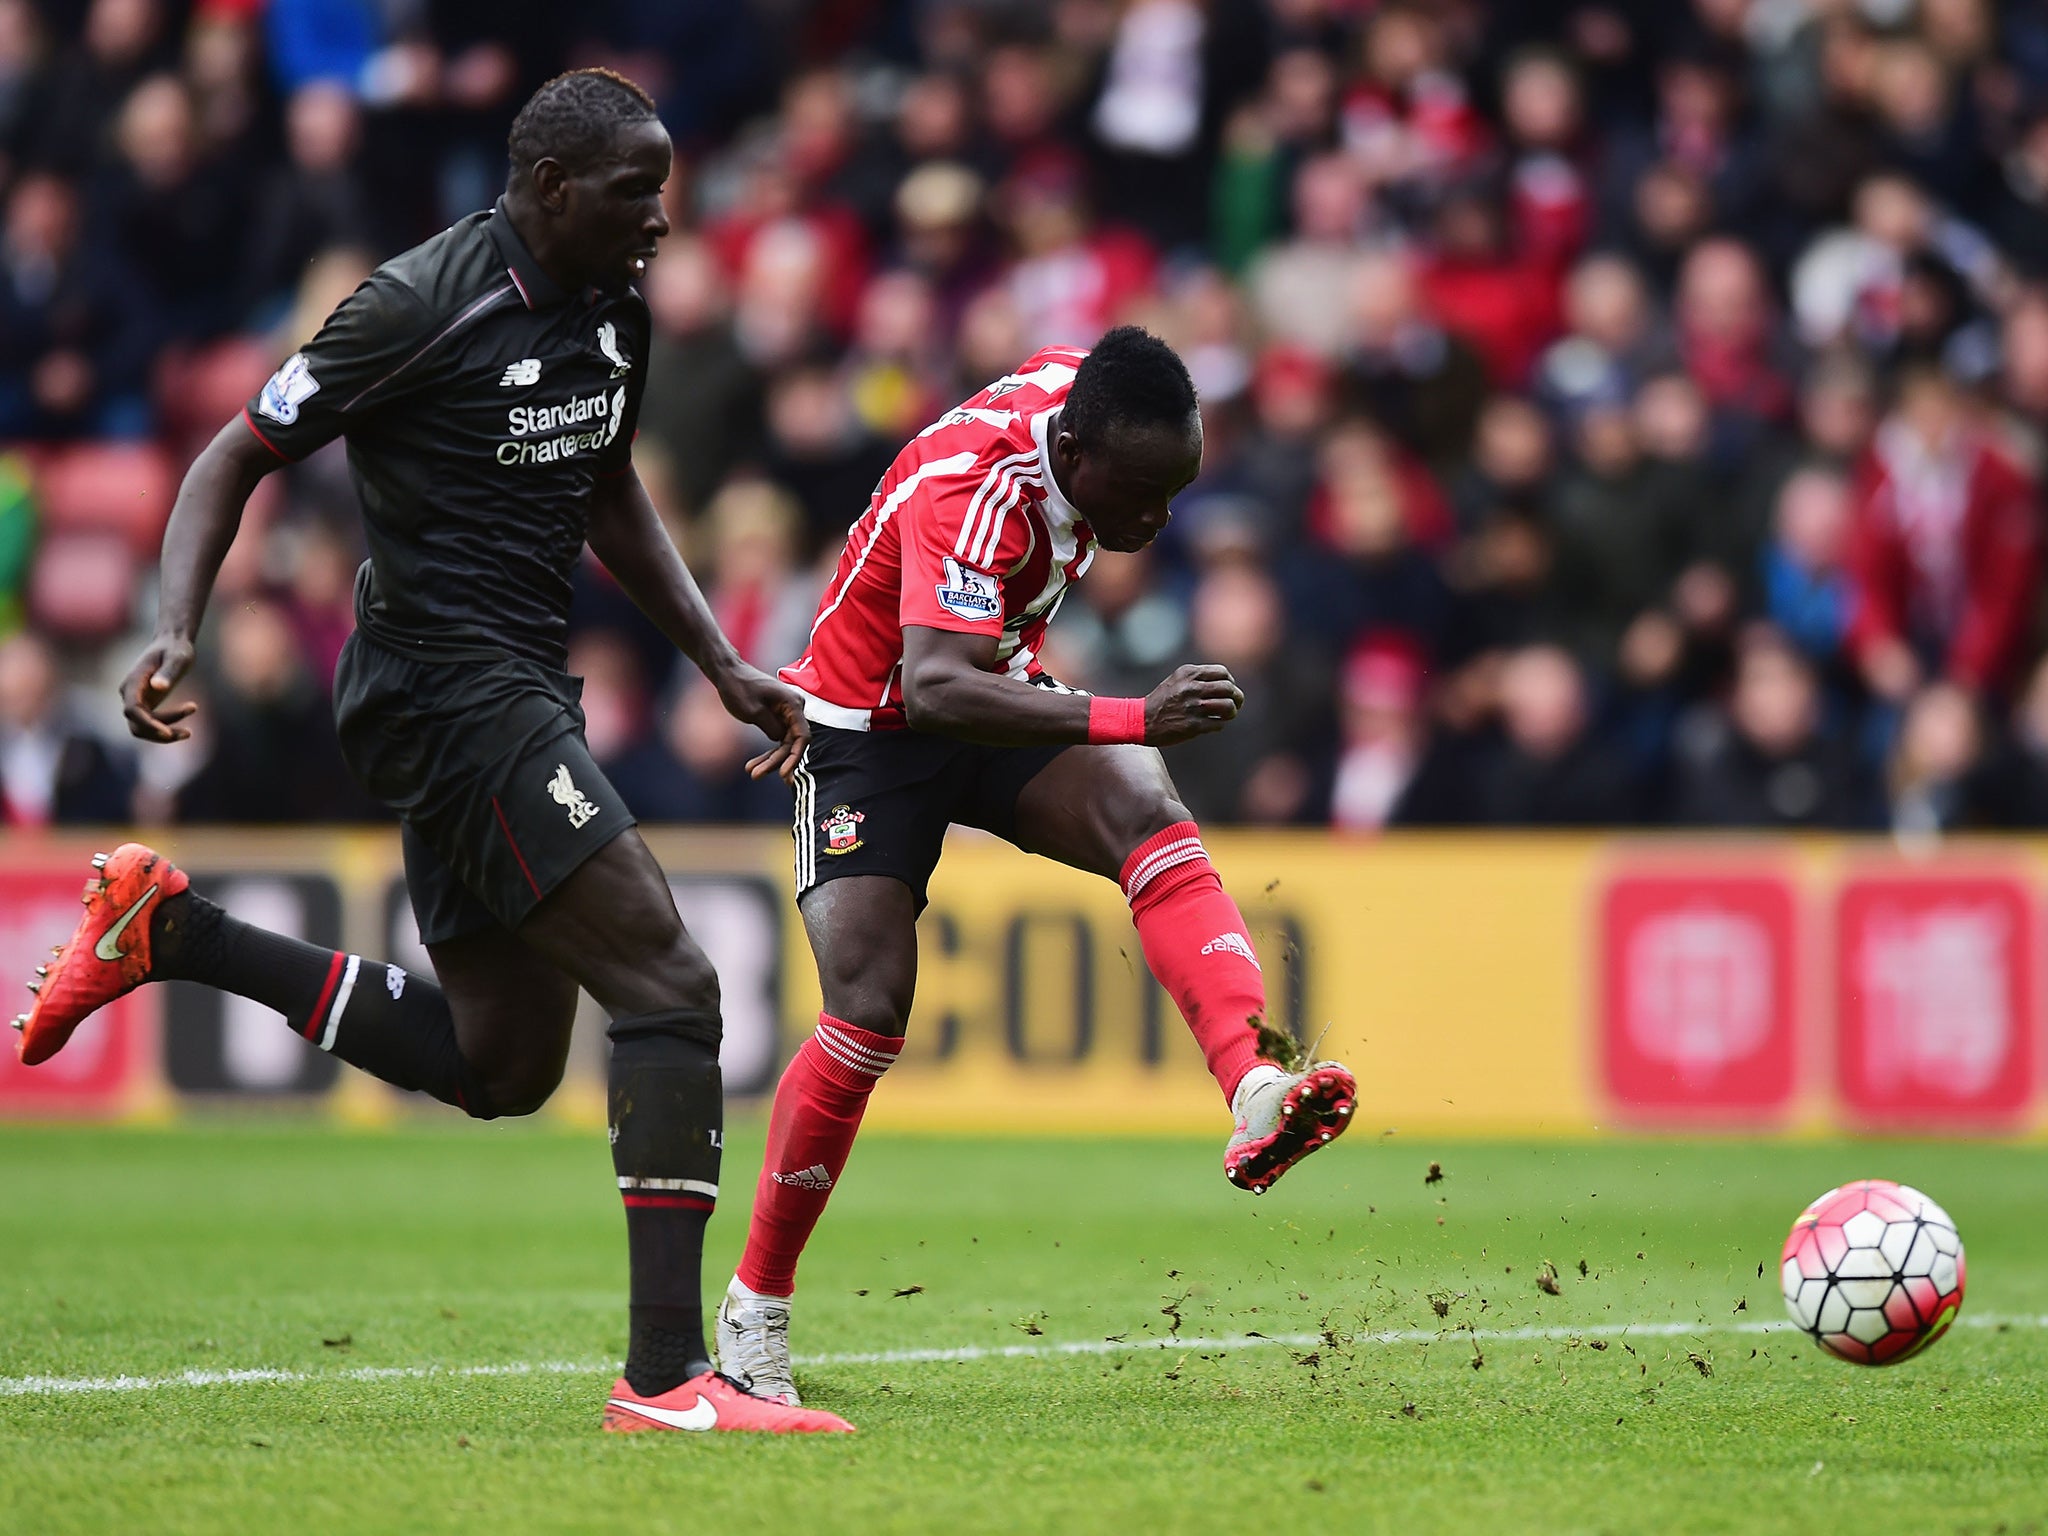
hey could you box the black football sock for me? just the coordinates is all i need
[150,891,495,1117]
[608,1008,724,1397]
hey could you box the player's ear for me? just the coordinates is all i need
[529,156,571,215]
[1055,426,1082,473]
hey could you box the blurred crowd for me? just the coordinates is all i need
[15,0,2048,833]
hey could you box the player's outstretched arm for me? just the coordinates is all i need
[120,420,281,743]
[902,625,1244,748]
[585,467,808,782]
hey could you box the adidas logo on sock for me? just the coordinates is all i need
[771,1164,833,1191]
[1200,932,1261,967]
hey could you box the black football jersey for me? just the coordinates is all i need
[244,198,650,668]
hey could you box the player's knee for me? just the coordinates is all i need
[653,934,721,1015]
[816,951,910,1036]
[477,1058,566,1118]
[595,900,720,1015]
[823,992,909,1038]
[1106,794,1196,866]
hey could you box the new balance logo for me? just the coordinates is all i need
[500,358,542,387]
[770,1164,833,1191]
[548,764,599,829]
[1201,932,1261,968]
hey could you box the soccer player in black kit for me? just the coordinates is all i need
[12,70,852,1435]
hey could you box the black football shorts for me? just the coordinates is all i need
[333,631,637,944]
[790,722,1069,910]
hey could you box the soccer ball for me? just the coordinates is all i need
[1780,1180,1965,1365]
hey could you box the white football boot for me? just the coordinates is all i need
[715,1276,801,1405]
[1224,1055,1357,1194]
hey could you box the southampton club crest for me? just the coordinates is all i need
[819,803,866,855]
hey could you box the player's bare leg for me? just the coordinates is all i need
[1011,744,1357,1193]
[721,874,916,1402]
[419,929,580,1115]
[513,830,851,1432]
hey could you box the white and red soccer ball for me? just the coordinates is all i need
[1780,1180,1965,1365]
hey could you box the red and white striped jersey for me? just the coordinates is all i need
[780,346,1096,731]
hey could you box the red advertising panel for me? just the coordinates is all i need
[1836,872,2034,1129]
[0,864,150,1113]
[1601,871,1798,1121]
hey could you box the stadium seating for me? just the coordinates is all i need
[28,530,138,642]
[32,444,178,556]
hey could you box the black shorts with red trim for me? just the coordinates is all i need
[790,721,1069,912]
[333,630,636,945]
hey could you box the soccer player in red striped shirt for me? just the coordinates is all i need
[715,327,1358,1403]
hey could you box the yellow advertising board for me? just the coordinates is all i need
[864,832,1599,1136]
[2,828,2045,1137]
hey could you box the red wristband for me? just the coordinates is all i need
[1087,695,1148,746]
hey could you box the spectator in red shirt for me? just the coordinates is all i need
[1677,238,1796,422]
[1849,363,2041,701]
[1498,47,1592,275]
[1414,182,1562,388]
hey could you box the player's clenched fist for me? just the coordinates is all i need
[1144,664,1244,744]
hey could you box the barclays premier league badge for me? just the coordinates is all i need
[257,353,320,425]
[935,555,1000,623]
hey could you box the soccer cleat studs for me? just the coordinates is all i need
[90,852,108,869]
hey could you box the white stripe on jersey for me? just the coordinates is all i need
[969,465,1044,569]
[812,450,980,639]
[918,406,1019,438]
[955,448,1038,563]
[1007,360,1080,392]
[796,689,877,731]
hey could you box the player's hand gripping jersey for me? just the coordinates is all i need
[781,347,1095,730]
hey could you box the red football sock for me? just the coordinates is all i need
[1121,821,1267,1105]
[735,1015,901,1298]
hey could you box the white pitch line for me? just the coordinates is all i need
[0,1314,2033,1400]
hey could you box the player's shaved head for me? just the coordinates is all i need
[507,68,660,185]
[1049,327,1203,554]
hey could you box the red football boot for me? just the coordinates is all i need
[601,1370,855,1434]
[14,843,188,1066]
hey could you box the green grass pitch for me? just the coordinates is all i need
[3,1123,2046,1534]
